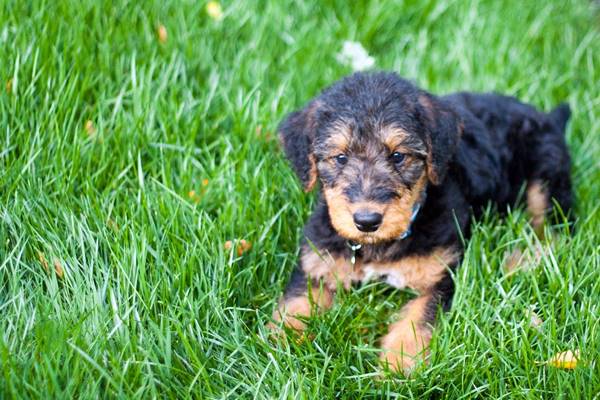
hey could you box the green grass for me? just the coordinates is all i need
[1,0,599,398]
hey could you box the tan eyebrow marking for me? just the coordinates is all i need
[380,126,411,151]
[326,120,352,154]
[380,125,427,157]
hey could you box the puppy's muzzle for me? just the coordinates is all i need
[353,211,382,232]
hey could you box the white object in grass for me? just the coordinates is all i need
[336,41,375,71]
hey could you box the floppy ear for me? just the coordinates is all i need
[418,93,463,185]
[278,100,322,192]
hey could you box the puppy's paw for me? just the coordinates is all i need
[265,321,287,339]
[379,322,431,375]
[269,289,333,333]
[265,320,315,346]
[265,296,313,344]
[379,347,424,375]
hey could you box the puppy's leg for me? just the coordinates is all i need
[380,273,454,374]
[505,123,573,272]
[526,108,573,232]
[269,245,354,333]
[269,267,334,332]
[526,180,549,235]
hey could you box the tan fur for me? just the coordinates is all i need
[278,101,321,192]
[380,294,433,373]
[378,125,429,159]
[322,186,360,241]
[325,120,352,155]
[301,100,324,192]
[424,136,440,185]
[527,181,548,230]
[376,173,427,242]
[503,240,549,275]
[301,245,358,290]
[503,247,525,274]
[379,126,411,153]
[323,173,428,244]
[417,94,443,184]
[417,94,435,122]
[363,247,458,291]
[305,153,318,192]
[301,244,455,292]
[270,285,333,331]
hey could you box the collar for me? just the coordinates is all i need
[398,200,422,239]
[400,189,427,239]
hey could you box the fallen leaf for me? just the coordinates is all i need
[503,247,524,274]
[53,258,64,279]
[157,24,168,43]
[503,243,544,275]
[255,125,274,141]
[188,189,202,203]
[237,239,252,256]
[224,239,252,256]
[6,78,12,94]
[295,332,315,345]
[527,307,543,330]
[206,1,223,21]
[538,349,580,369]
[85,120,96,136]
[37,251,49,273]
[107,218,119,232]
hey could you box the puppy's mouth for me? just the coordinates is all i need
[323,188,420,245]
[352,232,384,245]
[343,223,399,244]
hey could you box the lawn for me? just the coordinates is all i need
[1,0,599,398]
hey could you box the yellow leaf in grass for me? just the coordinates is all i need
[107,218,119,232]
[527,307,543,330]
[206,1,223,21]
[53,258,64,279]
[237,239,251,255]
[224,239,252,256]
[85,120,96,136]
[538,350,580,369]
[188,189,202,203]
[157,24,168,43]
[37,251,49,273]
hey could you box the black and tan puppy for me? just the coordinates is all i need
[270,72,573,373]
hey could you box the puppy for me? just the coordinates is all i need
[270,72,573,373]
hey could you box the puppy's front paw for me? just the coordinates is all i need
[265,321,287,339]
[379,321,431,375]
[266,296,315,344]
[268,288,333,336]
[380,347,424,375]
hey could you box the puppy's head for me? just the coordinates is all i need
[279,72,462,244]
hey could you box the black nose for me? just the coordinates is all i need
[353,211,383,232]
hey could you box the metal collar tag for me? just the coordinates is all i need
[347,241,362,267]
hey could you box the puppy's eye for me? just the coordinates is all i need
[391,152,406,166]
[335,154,348,166]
